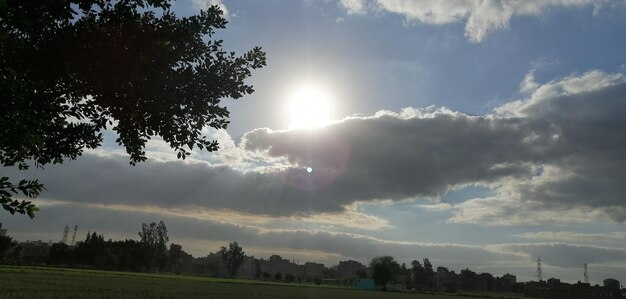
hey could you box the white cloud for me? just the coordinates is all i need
[497,70,626,116]
[338,0,616,42]
[339,0,367,14]
[515,231,626,247]
[448,196,606,226]
[519,70,540,94]
[487,242,626,268]
[192,0,229,17]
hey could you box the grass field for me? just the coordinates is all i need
[0,265,489,299]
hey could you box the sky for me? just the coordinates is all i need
[2,0,626,285]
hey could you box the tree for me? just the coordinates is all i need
[168,243,183,274]
[0,235,22,263]
[218,241,244,277]
[74,231,106,266]
[423,258,435,290]
[411,259,425,290]
[48,242,73,266]
[253,259,262,279]
[285,273,295,283]
[370,256,400,291]
[0,0,266,217]
[138,221,168,272]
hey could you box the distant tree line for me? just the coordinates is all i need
[0,225,524,293]
[0,221,250,277]
[0,221,170,272]
[44,221,170,272]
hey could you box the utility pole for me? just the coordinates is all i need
[537,257,542,282]
[71,225,78,246]
[61,224,69,244]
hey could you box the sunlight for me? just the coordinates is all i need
[286,83,333,129]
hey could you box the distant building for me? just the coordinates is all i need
[494,273,520,293]
[191,255,221,276]
[603,278,620,290]
[259,255,299,279]
[235,256,260,279]
[356,278,376,290]
[336,260,366,279]
[502,273,516,284]
[303,262,324,280]
[435,267,457,292]
[525,279,621,299]
[0,222,6,237]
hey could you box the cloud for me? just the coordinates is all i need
[3,70,626,225]
[192,0,229,17]
[247,70,626,224]
[0,108,539,217]
[339,0,368,15]
[515,231,626,247]
[337,0,616,42]
[448,196,606,226]
[488,243,626,268]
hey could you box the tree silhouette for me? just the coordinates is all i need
[0,0,266,217]
[411,259,425,289]
[219,241,245,277]
[0,235,22,263]
[370,256,400,291]
[74,231,106,266]
[139,221,169,272]
[423,258,435,290]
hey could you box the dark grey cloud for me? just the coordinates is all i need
[0,112,543,217]
[243,112,540,200]
[1,155,338,216]
[244,71,626,222]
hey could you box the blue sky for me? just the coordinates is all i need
[3,0,626,285]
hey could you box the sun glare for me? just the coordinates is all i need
[286,83,333,129]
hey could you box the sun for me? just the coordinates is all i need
[286,83,334,129]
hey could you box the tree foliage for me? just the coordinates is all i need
[219,241,244,277]
[0,0,266,217]
[370,255,400,290]
[411,258,436,290]
[139,221,169,271]
[0,234,22,263]
[0,177,42,218]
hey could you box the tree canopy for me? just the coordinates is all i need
[139,221,169,271]
[370,255,400,290]
[0,0,266,217]
[219,241,244,277]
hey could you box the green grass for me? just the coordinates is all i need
[0,265,485,298]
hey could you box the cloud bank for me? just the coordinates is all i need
[338,0,618,42]
[3,70,626,226]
